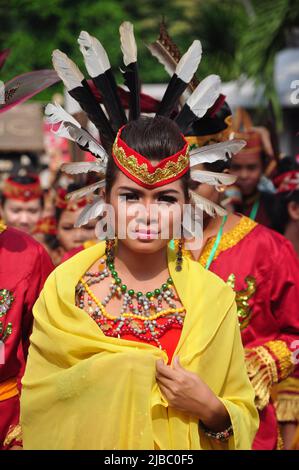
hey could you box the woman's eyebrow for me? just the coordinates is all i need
[118,186,144,194]
[117,187,180,196]
[155,189,180,195]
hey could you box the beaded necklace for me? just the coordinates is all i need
[76,257,185,349]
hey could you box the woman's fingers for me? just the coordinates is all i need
[156,374,174,389]
[158,383,174,402]
[173,355,184,371]
[156,360,178,380]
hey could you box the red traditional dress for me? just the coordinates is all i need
[179,216,299,450]
[0,223,53,449]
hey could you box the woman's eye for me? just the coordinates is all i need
[157,196,177,204]
[61,226,73,231]
[119,193,139,201]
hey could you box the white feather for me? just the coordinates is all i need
[190,139,247,166]
[176,40,202,83]
[66,126,108,162]
[187,75,221,118]
[78,31,110,77]
[52,50,84,90]
[75,198,105,227]
[45,103,80,127]
[67,180,106,201]
[190,170,236,186]
[61,161,105,175]
[50,121,74,139]
[119,21,137,66]
[190,191,227,217]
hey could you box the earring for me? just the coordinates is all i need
[105,238,115,265]
[216,185,226,193]
[175,239,183,272]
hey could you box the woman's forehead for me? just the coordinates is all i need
[112,171,184,194]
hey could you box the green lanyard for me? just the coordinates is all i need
[205,215,227,270]
[249,198,260,221]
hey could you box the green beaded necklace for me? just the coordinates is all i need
[106,260,174,300]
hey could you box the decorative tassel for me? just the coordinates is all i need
[175,239,184,272]
[245,346,278,410]
[105,238,116,265]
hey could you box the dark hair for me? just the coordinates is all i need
[0,174,44,208]
[272,156,299,234]
[105,116,191,199]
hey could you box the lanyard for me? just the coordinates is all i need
[205,215,227,270]
[249,198,260,221]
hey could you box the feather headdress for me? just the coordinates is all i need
[45,21,245,230]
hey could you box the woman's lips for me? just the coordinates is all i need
[134,228,160,240]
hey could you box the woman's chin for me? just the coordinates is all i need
[120,238,169,254]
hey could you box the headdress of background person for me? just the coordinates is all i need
[44,21,246,234]
[32,215,57,236]
[2,172,43,202]
[54,187,91,214]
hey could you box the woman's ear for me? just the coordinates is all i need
[100,187,107,202]
[287,201,299,222]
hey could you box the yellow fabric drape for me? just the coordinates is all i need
[20,242,258,450]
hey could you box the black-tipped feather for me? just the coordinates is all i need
[68,80,115,146]
[123,62,140,121]
[156,40,202,117]
[119,21,140,121]
[78,31,127,131]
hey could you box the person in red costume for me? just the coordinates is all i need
[176,118,299,449]
[228,108,276,227]
[0,174,43,235]
[0,221,53,449]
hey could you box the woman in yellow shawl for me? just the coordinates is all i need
[21,25,258,448]
[21,115,258,450]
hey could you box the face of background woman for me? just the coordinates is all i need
[57,208,97,252]
[230,153,264,197]
[0,198,43,234]
[105,170,187,255]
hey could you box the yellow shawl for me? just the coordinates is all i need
[21,242,258,449]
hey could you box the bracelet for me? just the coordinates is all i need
[200,422,233,442]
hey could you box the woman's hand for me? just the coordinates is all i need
[156,356,231,432]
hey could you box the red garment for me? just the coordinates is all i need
[114,324,181,365]
[195,216,299,449]
[0,227,54,448]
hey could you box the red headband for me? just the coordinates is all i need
[273,170,299,193]
[112,126,190,189]
[55,188,89,211]
[32,216,57,236]
[2,175,42,202]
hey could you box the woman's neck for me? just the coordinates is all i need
[115,241,169,282]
